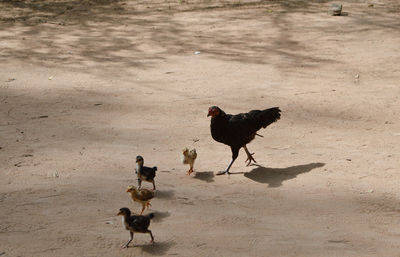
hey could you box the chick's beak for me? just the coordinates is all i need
[117,211,122,216]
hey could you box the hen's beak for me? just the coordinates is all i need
[207,111,211,117]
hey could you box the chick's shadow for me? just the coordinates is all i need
[154,190,175,200]
[193,171,215,183]
[140,240,176,256]
[244,162,325,187]
[151,210,171,223]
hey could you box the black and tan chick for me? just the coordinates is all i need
[126,185,154,214]
[135,155,157,190]
[117,207,154,248]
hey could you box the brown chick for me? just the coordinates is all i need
[126,185,155,214]
[182,148,197,175]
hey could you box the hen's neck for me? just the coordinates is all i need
[211,113,228,127]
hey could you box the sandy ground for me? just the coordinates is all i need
[1,0,400,256]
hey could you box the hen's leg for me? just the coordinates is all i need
[122,231,134,248]
[243,145,257,166]
[217,147,239,175]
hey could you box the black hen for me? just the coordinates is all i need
[135,156,157,190]
[207,106,281,175]
[117,207,154,248]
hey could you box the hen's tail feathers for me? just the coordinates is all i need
[257,107,281,128]
[148,213,155,219]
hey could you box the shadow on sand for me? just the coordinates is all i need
[140,240,176,256]
[193,171,215,183]
[154,190,175,200]
[244,162,325,187]
[151,210,171,223]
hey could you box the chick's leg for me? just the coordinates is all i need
[217,147,239,175]
[243,145,257,166]
[188,163,194,175]
[186,164,192,175]
[147,230,154,243]
[137,179,142,189]
[122,231,134,248]
[151,180,156,191]
[146,202,151,210]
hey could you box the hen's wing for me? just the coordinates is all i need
[222,112,260,147]
[247,107,281,129]
[224,107,281,147]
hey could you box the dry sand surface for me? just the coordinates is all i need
[1,0,400,256]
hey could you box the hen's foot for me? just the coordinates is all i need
[216,170,231,176]
[243,146,257,166]
[245,152,257,166]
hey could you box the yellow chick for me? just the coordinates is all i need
[182,148,197,175]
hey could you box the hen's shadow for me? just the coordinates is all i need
[244,162,325,187]
[193,171,215,183]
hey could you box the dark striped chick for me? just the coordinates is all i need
[117,207,154,248]
[135,155,157,190]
